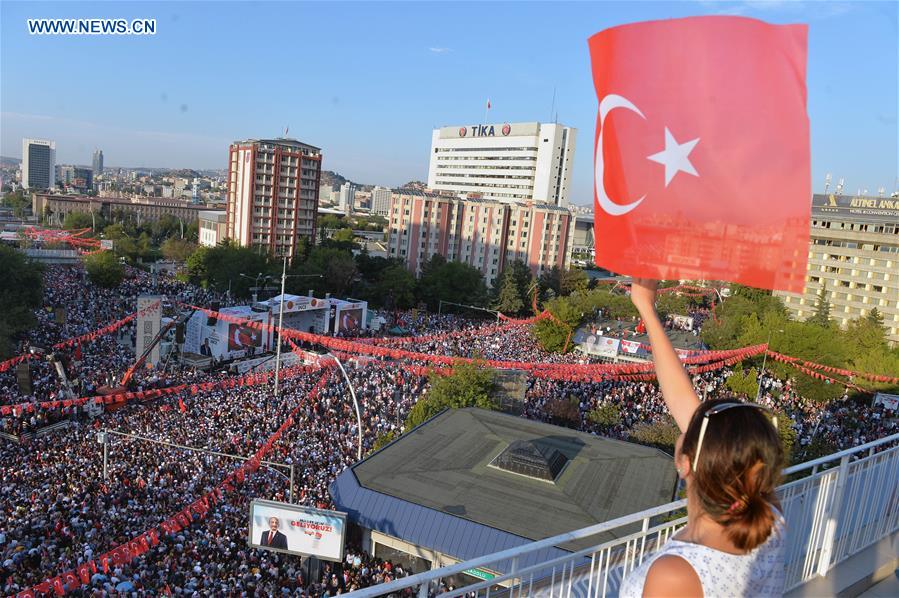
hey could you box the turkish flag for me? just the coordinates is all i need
[589,17,809,292]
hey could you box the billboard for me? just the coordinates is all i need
[671,315,695,331]
[228,323,263,352]
[248,500,346,561]
[336,307,363,333]
[135,295,162,366]
[874,393,899,412]
[583,335,620,358]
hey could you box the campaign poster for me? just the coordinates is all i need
[248,500,346,561]
[336,308,363,333]
[135,295,162,366]
[228,324,263,352]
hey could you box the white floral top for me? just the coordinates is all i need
[619,516,785,597]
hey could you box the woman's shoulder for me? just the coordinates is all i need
[643,554,703,597]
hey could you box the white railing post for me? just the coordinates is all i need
[817,454,851,576]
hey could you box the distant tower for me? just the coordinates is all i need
[92,149,104,175]
[22,138,56,189]
[824,173,832,194]
[836,178,844,195]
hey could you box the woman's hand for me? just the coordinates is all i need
[629,277,659,314]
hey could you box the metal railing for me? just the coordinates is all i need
[347,432,899,598]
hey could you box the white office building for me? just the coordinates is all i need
[22,138,56,190]
[371,186,392,216]
[338,182,355,215]
[427,122,576,207]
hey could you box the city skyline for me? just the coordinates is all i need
[2,1,896,204]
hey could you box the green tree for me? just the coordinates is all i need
[63,210,103,234]
[84,251,124,288]
[374,265,417,309]
[725,368,759,397]
[285,247,357,298]
[0,246,44,357]
[807,283,832,328]
[629,417,681,453]
[405,362,498,429]
[161,237,197,263]
[186,241,274,297]
[588,403,622,429]
[494,268,526,315]
[774,411,798,465]
[2,190,30,217]
[418,257,488,310]
[531,295,583,353]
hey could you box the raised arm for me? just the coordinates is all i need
[630,278,700,432]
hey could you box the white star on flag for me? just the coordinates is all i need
[647,127,700,187]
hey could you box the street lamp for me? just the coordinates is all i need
[239,272,274,303]
[324,353,363,461]
[273,256,321,397]
[755,328,784,401]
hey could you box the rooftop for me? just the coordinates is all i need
[348,408,677,549]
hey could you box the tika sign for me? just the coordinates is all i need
[135,295,162,366]
[588,16,810,292]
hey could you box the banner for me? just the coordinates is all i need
[249,500,346,561]
[135,296,162,367]
[228,324,263,351]
[873,393,899,412]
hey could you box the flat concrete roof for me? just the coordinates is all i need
[352,408,677,547]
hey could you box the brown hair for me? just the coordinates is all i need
[680,398,784,552]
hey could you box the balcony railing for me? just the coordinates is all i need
[346,432,899,598]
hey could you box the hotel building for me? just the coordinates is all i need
[775,193,899,345]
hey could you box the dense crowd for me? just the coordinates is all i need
[0,264,894,596]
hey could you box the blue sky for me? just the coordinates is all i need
[1,1,896,205]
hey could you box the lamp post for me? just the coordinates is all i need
[272,256,321,397]
[756,328,784,402]
[325,353,363,460]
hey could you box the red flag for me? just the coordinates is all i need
[589,17,809,292]
[486,98,491,110]
[178,397,187,413]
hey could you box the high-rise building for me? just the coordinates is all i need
[427,122,576,207]
[387,190,574,287]
[371,186,392,216]
[775,193,899,345]
[319,184,335,205]
[226,138,322,257]
[92,149,104,175]
[22,138,56,190]
[338,182,355,215]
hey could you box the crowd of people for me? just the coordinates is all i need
[0,264,894,596]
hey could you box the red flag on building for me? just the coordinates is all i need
[589,17,809,292]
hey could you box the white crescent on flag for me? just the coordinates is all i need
[595,94,647,216]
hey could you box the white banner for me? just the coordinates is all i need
[135,295,162,366]
[582,335,620,358]
[249,500,346,562]
[671,315,694,331]
[874,393,899,412]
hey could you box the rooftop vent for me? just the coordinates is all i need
[489,440,568,482]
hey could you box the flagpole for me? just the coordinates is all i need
[483,98,489,126]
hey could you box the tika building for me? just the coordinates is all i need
[226,138,322,258]
[427,122,576,207]
[775,193,899,345]
[387,190,574,287]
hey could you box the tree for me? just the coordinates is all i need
[494,269,526,315]
[544,397,581,426]
[84,251,124,289]
[725,368,759,398]
[374,265,417,309]
[559,268,589,296]
[161,237,197,263]
[63,210,103,234]
[186,241,274,297]
[0,246,44,357]
[332,228,356,244]
[808,283,832,328]
[774,411,798,465]
[588,403,621,429]
[2,190,30,218]
[417,257,488,310]
[405,362,497,429]
[629,417,681,453]
[531,295,583,353]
